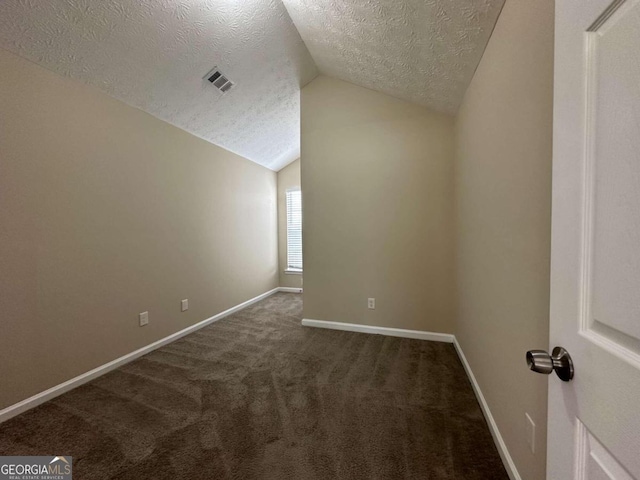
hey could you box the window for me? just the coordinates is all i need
[285,189,302,272]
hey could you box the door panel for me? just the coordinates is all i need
[577,420,634,480]
[588,0,640,347]
[550,0,640,479]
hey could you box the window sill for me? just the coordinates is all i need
[284,269,303,275]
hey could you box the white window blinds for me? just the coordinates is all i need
[286,189,303,270]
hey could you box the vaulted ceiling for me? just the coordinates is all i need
[0,0,504,171]
[0,0,317,171]
[282,0,505,115]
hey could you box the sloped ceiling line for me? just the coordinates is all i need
[281,0,505,115]
[0,0,504,170]
[0,0,318,171]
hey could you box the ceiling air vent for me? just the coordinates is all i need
[204,67,234,93]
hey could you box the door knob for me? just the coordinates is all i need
[526,346,574,381]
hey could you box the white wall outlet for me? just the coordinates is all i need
[181,299,189,312]
[525,412,536,454]
[367,298,375,309]
[139,311,149,327]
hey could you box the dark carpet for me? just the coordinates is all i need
[0,293,508,479]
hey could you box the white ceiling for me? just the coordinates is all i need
[0,0,318,171]
[282,0,505,114]
[0,0,504,170]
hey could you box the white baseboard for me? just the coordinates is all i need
[1,290,520,480]
[453,338,521,480]
[301,318,454,343]
[301,317,519,480]
[0,287,281,424]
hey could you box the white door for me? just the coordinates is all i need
[547,0,640,478]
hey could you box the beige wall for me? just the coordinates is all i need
[277,159,303,289]
[453,1,554,479]
[301,76,455,332]
[0,48,278,410]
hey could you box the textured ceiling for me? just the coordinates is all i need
[0,0,318,171]
[282,0,505,114]
[0,0,505,169]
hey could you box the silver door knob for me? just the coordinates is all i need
[526,346,574,382]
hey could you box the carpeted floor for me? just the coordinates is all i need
[0,293,508,479]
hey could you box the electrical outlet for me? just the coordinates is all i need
[368,298,375,309]
[139,311,149,327]
[181,299,189,312]
[525,413,536,454]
